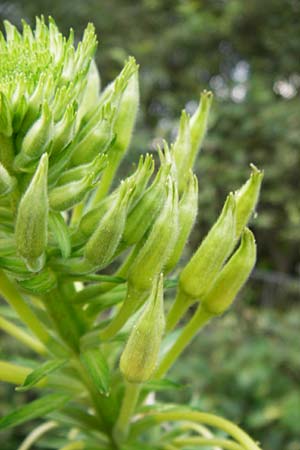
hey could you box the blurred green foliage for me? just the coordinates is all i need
[0,1,299,449]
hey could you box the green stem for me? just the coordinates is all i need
[171,437,243,449]
[0,315,46,355]
[155,305,213,378]
[165,289,194,332]
[59,441,85,450]
[0,269,50,345]
[132,410,262,450]
[113,382,141,446]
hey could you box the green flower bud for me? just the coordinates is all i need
[15,153,48,272]
[49,171,97,211]
[0,92,13,137]
[234,164,264,239]
[179,192,236,300]
[120,274,165,383]
[84,179,134,268]
[127,177,178,293]
[0,163,16,196]
[14,102,53,171]
[202,228,256,315]
[100,178,178,339]
[172,109,191,193]
[165,171,198,273]
[49,103,77,156]
[57,153,107,186]
[79,153,154,238]
[76,59,101,123]
[121,151,171,247]
[111,64,139,157]
[70,102,115,166]
[189,90,213,169]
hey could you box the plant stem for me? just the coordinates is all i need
[155,305,213,378]
[0,270,50,345]
[113,382,141,446]
[171,437,243,450]
[0,315,46,355]
[59,442,85,450]
[165,289,194,332]
[132,410,262,450]
[18,421,58,450]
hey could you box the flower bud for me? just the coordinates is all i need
[0,92,13,137]
[120,274,165,383]
[0,163,16,196]
[70,102,115,166]
[49,103,76,156]
[57,153,107,186]
[165,171,198,273]
[127,177,178,293]
[202,228,256,315]
[79,153,153,237]
[189,90,213,169]
[84,179,134,269]
[14,102,53,171]
[234,164,264,239]
[121,153,170,247]
[49,172,97,211]
[100,178,178,339]
[15,153,48,272]
[179,192,236,300]
[172,110,191,193]
[76,59,101,122]
[110,62,139,157]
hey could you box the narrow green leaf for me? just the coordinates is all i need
[16,359,67,392]
[49,211,71,258]
[0,393,70,430]
[144,379,183,392]
[80,348,110,395]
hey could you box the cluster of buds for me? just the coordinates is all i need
[0,18,262,389]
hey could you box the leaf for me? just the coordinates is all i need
[0,393,70,430]
[80,348,110,395]
[144,378,184,392]
[49,211,71,258]
[17,267,57,294]
[16,359,67,392]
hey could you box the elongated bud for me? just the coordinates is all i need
[172,110,191,193]
[14,102,53,171]
[111,63,139,157]
[15,154,48,271]
[76,59,101,122]
[189,90,213,169]
[165,171,198,273]
[79,153,154,237]
[0,92,13,137]
[234,164,263,239]
[50,103,76,156]
[0,163,16,196]
[121,153,170,247]
[57,153,107,186]
[202,228,256,315]
[128,177,178,293]
[49,171,97,211]
[70,103,115,166]
[179,192,236,300]
[84,179,134,268]
[120,274,165,383]
[100,178,178,340]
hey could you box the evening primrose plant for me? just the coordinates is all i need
[0,17,264,450]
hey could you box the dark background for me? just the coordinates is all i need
[0,1,299,449]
